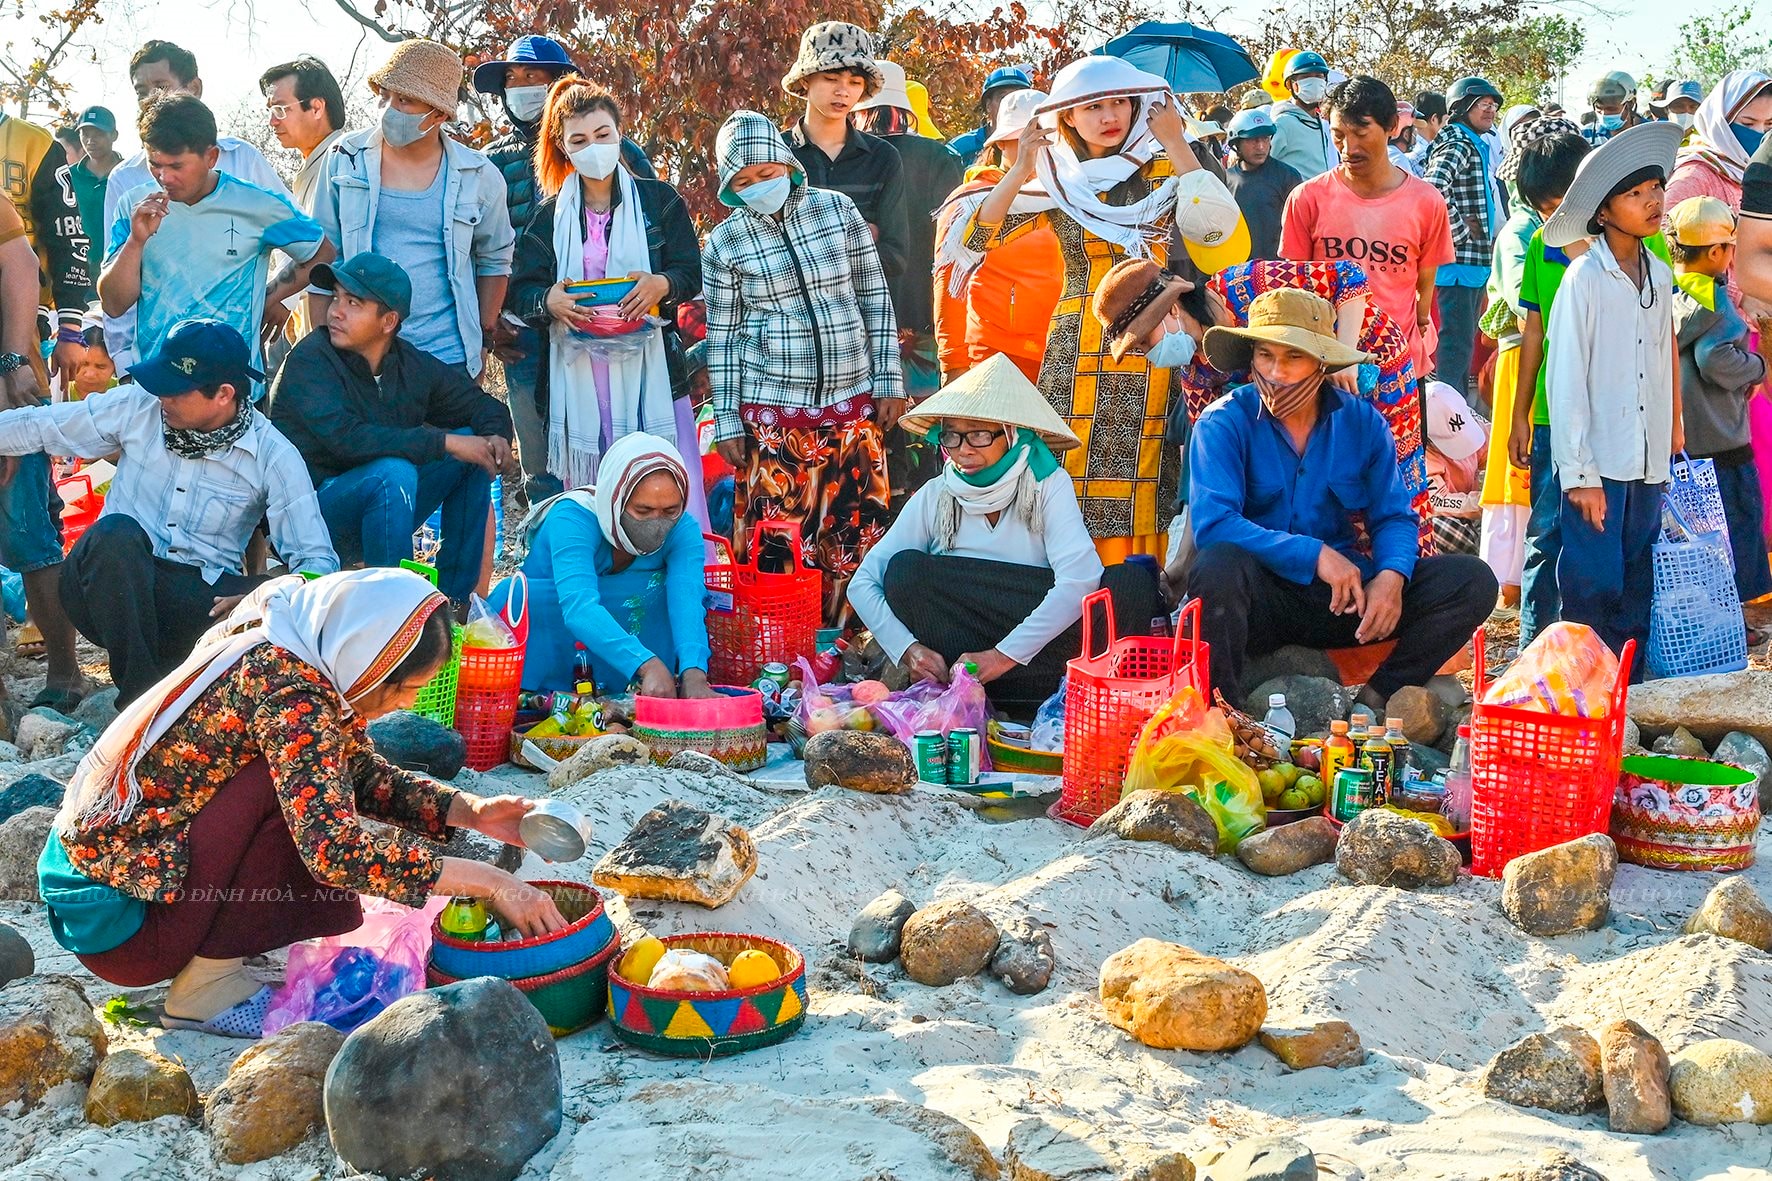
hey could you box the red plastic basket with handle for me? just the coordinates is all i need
[1053,594,1209,828]
[455,573,529,770]
[1467,627,1634,877]
[704,521,822,686]
[56,473,103,554]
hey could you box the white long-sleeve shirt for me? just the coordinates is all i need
[849,469,1103,665]
[1546,234,1675,490]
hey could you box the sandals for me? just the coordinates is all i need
[13,623,44,660]
[161,985,273,1039]
[29,687,84,713]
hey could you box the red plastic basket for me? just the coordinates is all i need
[704,521,821,686]
[57,473,103,554]
[1467,627,1634,877]
[1052,593,1209,828]
[455,574,529,770]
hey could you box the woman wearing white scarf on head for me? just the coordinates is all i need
[38,569,568,1038]
[849,354,1160,715]
[962,55,1249,569]
[1666,69,1772,306]
[506,77,708,528]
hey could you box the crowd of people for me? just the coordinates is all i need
[7,23,1772,1034]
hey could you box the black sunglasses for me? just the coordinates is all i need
[937,428,1006,449]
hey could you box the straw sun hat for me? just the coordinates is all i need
[369,39,465,117]
[898,353,1082,451]
[1203,288,1372,373]
[1540,120,1682,249]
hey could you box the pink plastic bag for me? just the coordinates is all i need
[263,896,444,1035]
[793,657,994,768]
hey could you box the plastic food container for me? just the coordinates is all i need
[632,686,767,772]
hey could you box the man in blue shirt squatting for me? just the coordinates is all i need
[1185,288,1497,712]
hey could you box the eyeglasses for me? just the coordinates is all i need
[266,102,307,120]
[937,428,1006,449]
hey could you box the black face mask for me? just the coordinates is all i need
[619,510,676,554]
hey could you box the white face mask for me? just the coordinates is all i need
[569,141,621,180]
[504,85,548,124]
[1670,111,1695,131]
[1294,77,1328,105]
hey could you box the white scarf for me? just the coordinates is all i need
[58,569,448,830]
[1682,69,1772,186]
[547,168,677,491]
[522,431,688,554]
[932,427,1044,552]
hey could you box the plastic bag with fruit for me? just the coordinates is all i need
[792,657,992,755]
[1121,687,1266,852]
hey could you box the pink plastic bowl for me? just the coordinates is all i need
[634,685,763,729]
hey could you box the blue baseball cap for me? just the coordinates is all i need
[75,106,117,134]
[472,35,575,94]
[310,252,413,320]
[981,66,1033,102]
[1227,108,1277,141]
[132,319,262,397]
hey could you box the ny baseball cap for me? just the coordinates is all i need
[131,319,263,397]
[75,106,117,134]
[1667,195,1736,247]
[1424,381,1486,461]
[310,252,413,319]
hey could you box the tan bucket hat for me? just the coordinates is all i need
[1203,288,1371,373]
[781,22,884,100]
[897,353,1081,451]
[369,39,465,117]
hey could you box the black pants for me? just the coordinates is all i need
[59,515,264,706]
[1186,542,1497,702]
[883,550,1160,717]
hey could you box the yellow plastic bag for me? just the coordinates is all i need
[1122,688,1266,852]
[1482,621,1619,717]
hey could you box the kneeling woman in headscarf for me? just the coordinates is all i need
[38,568,568,1038]
[499,432,715,699]
[849,354,1160,716]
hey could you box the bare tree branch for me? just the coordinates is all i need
[331,0,406,42]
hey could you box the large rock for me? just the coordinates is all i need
[1235,816,1338,876]
[14,710,82,762]
[989,916,1056,996]
[1651,726,1708,758]
[1499,834,1617,936]
[324,977,563,1181]
[803,730,916,794]
[1684,877,1772,951]
[1490,1151,1610,1181]
[0,921,33,987]
[849,889,919,963]
[0,973,106,1110]
[545,733,653,790]
[1481,1026,1605,1114]
[1385,685,1451,747]
[1334,808,1460,888]
[206,1020,345,1164]
[1713,730,1772,812]
[367,710,467,779]
[1426,673,1469,713]
[83,1048,198,1125]
[1086,790,1218,855]
[1668,1038,1772,1126]
[71,687,120,732]
[1246,676,1350,739]
[1195,1136,1317,1180]
[1599,1019,1670,1135]
[0,772,61,825]
[1005,1114,1194,1180]
[899,900,1000,986]
[1244,646,1341,689]
[1257,1021,1364,1070]
[1627,670,1772,748]
[1621,716,1642,754]
[0,805,54,900]
[1098,940,1266,1053]
[592,800,757,908]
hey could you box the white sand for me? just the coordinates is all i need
[4,745,1771,1180]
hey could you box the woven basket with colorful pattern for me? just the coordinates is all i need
[607,932,806,1057]
[1610,754,1760,872]
[632,687,768,772]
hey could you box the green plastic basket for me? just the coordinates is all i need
[413,624,463,728]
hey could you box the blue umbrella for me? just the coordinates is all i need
[1096,22,1258,95]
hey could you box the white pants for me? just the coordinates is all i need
[1480,504,1530,587]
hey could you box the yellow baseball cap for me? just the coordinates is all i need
[1667,195,1737,247]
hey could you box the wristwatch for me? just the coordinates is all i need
[0,353,29,376]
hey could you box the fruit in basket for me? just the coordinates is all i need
[727,949,782,989]
[1293,745,1322,773]
[850,680,891,706]
[619,935,668,985]
[647,949,730,992]
[1298,775,1326,807]
[1257,768,1287,803]
[1276,787,1310,811]
[845,707,877,732]
[1216,690,1283,769]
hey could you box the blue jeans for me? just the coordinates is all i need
[1557,477,1659,681]
[1434,283,1483,396]
[317,450,489,601]
[0,453,67,574]
[1520,424,1561,645]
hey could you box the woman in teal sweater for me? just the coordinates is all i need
[496,432,715,696]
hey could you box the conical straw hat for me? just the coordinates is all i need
[897,353,1082,451]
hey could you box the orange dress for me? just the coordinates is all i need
[934,168,1062,384]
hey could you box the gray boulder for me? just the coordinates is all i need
[0,806,54,901]
[989,916,1055,995]
[0,922,32,987]
[0,773,61,826]
[367,710,467,779]
[1244,646,1341,688]
[848,889,918,963]
[1086,789,1218,854]
[1334,807,1460,888]
[1199,1135,1317,1179]
[1247,676,1352,739]
[1713,731,1772,813]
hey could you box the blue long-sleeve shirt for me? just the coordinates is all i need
[1189,385,1420,585]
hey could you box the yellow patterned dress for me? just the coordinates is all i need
[965,156,1181,563]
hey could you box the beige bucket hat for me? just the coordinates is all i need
[369,39,465,117]
[781,22,884,100]
[898,353,1081,451]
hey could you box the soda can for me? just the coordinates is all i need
[760,662,792,690]
[948,728,981,786]
[1331,767,1377,824]
[914,730,948,784]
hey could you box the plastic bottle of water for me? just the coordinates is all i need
[490,475,505,556]
[1263,693,1296,746]
[1442,724,1474,829]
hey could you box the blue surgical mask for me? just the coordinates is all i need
[380,104,433,148]
[735,174,792,216]
[1732,123,1766,157]
[1598,112,1625,134]
[1145,327,1197,370]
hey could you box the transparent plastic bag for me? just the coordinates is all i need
[1122,687,1265,851]
[1030,681,1067,752]
[462,592,518,649]
[263,896,440,1035]
[1482,621,1620,717]
[793,656,993,766]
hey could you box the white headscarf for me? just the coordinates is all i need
[522,430,689,554]
[60,569,449,830]
[1681,69,1772,186]
[933,425,1042,553]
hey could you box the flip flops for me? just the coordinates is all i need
[161,985,273,1039]
[13,623,44,660]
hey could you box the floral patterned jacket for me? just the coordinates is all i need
[60,645,457,908]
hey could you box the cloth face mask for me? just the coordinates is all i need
[735,174,792,215]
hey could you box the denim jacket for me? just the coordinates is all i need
[309,127,515,377]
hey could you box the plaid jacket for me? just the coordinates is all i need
[705,113,903,442]
[1422,125,1495,269]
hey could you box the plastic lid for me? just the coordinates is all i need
[1329,719,1348,732]
[1383,716,1401,727]
[1268,693,1287,707]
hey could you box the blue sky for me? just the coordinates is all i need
[6,0,1733,149]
